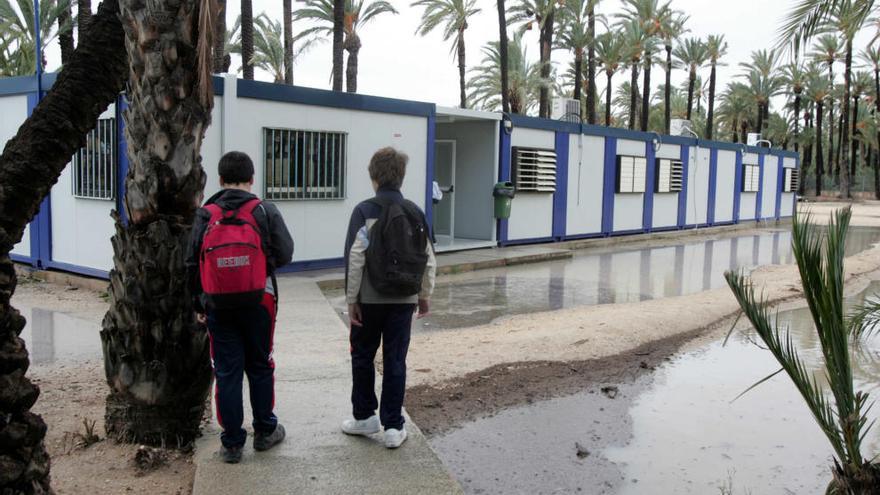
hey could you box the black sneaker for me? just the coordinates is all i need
[254,424,286,452]
[221,445,243,464]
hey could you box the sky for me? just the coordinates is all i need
[38,1,877,111]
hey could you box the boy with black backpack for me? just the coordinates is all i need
[186,151,294,464]
[342,147,436,449]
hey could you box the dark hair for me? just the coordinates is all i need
[368,147,408,189]
[218,151,255,184]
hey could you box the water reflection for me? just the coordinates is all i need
[326,227,880,331]
[18,307,101,364]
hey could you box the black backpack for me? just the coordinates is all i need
[365,198,430,297]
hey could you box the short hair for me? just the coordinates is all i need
[368,147,408,189]
[218,151,254,184]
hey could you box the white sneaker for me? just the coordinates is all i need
[341,415,381,436]
[384,427,407,449]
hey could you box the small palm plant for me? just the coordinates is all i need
[725,207,880,494]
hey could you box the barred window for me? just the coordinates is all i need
[616,156,647,194]
[783,168,800,192]
[742,164,760,192]
[264,128,347,200]
[72,118,116,200]
[655,159,683,193]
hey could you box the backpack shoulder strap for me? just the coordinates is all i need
[203,204,223,223]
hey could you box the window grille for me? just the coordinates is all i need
[513,147,557,192]
[263,128,347,200]
[655,158,683,193]
[742,164,760,192]
[616,155,647,194]
[783,168,799,193]
[72,118,116,200]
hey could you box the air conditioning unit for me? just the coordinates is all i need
[747,133,761,146]
[670,119,694,137]
[551,98,581,123]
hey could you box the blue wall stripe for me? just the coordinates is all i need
[732,151,743,223]
[706,148,718,225]
[677,145,690,228]
[642,141,657,231]
[45,261,108,280]
[774,155,784,220]
[237,79,434,117]
[0,75,38,96]
[755,154,765,221]
[212,75,225,95]
[552,132,570,239]
[424,110,436,228]
[497,127,512,243]
[601,137,618,235]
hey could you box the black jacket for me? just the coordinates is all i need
[186,189,294,311]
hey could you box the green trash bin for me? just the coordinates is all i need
[493,181,515,219]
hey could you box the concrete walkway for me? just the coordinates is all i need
[192,278,462,495]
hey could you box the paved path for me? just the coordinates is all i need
[192,278,462,495]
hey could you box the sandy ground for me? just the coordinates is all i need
[14,281,195,495]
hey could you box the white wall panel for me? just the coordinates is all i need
[652,194,678,228]
[655,143,681,160]
[740,192,757,219]
[617,139,647,157]
[2,95,31,257]
[714,150,736,223]
[761,156,780,219]
[614,194,643,231]
[566,134,604,236]
[686,147,710,225]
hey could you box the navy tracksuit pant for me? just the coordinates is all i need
[350,303,415,430]
[207,293,278,448]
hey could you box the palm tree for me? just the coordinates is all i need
[657,10,687,134]
[740,49,783,135]
[585,0,601,124]
[498,0,510,114]
[508,0,558,118]
[614,79,637,125]
[806,65,830,195]
[595,31,626,126]
[296,0,399,93]
[782,61,808,155]
[467,32,543,115]
[101,0,217,444]
[617,19,648,130]
[283,0,293,84]
[705,34,727,140]
[850,71,872,177]
[77,0,90,34]
[619,0,670,132]
[859,45,880,197]
[673,36,708,122]
[557,0,590,114]
[718,82,754,143]
[810,35,843,188]
[726,208,880,493]
[412,0,481,109]
[213,0,229,72]
[241,0,254,79]
[58,0,74,64]
[0,0,70,74]
[333,0,344,90]
[235,13,313,83]
[0,3,126,491]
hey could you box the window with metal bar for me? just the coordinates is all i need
[72,118,116,200]
[655,158,683,193]
[263,128,347,200]
[742,164,760,192]
[783,168,799,193]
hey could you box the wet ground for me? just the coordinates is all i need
[428,284,880,495]
[17,304,103,365]
[326,227,880,331]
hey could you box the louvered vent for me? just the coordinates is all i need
[655,159,683,193]
[513,147,557,193]
[783,168,799,192]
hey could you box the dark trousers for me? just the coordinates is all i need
[207,293,278,448]
[350,303,415,430]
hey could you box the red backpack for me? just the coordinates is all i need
[199,198,267,308]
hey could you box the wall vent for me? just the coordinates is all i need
[783,168,800,193]
[655,158,683,193]
[513,147,557,193]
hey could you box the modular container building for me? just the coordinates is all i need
[0,74,799,279]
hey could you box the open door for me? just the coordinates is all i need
[433,140,455,242]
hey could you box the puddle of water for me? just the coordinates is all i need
[430,284,880,495]
[327,227,880,331]
[17,306,102,365]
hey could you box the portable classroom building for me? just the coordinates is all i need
[0,74,799,279]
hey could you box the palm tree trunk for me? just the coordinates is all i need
[835,109,844,178]
[732,117,739,142]
[586,5,597,125]
[283,0,293,85]
[756,103,764,135]
[332,0,344,91]
[629,63,638,130]
[0,3,126,492]
[497,0,509,114]
[816,102,825,196]
[213,0,228,73]
[573,50,583,103]
[706,63,718,140]
[841,40,852,198]
[828,65,835,181]
[605,71,613,126]
[538,9,555,119]
[344,33,361,93]
[457,29,467,109]
[103,0,214,445]
[793,91,801,154]
[241,0,254,80]
[640,54,650,132]
[740,121,748,144]
[686,71,695,121]
[664,44,672,134]
[850,94,859,179]
[874,145,880,200]
[58,2,75,64]
[801,111,812,196]
[77,0,92,34]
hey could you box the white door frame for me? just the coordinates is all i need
[435,139,456,239]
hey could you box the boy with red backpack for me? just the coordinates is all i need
[342,147,436,449]
[186,151,294,464]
